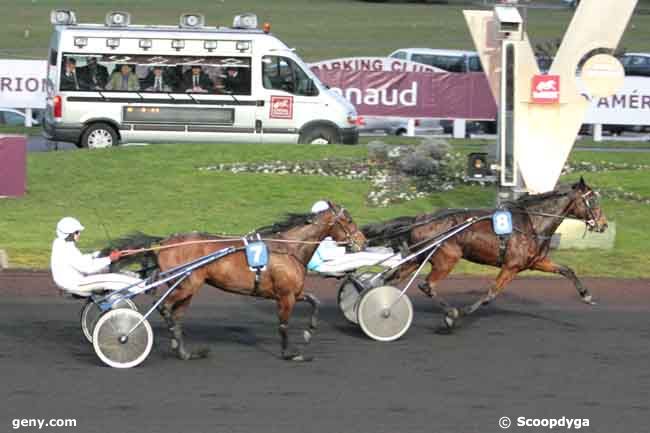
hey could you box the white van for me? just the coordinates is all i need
[43,10,359,148]
[388,48,483,73]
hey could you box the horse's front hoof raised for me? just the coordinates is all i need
[582,294,597,305]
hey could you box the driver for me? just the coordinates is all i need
[50,217,143,297]
[307,201,396,275]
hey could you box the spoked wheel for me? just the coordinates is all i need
[93,309,153,369]
[357,285,414,342]
[80,297,137,343]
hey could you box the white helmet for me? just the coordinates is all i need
[56,217,84,239]
[311,200,330,213]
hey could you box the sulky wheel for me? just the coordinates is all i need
[337,276,363,324]
[80,297,137,343]
[92,308,153,369]
[357,285,414,342]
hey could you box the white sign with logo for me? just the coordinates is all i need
[0,60,48,109]
[584,76,650,125]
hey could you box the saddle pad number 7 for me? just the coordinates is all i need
[246,242,269,269]
[492,210,513,236]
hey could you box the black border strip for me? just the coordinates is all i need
[67,96,262,106]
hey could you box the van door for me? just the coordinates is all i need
[257,55,321,143]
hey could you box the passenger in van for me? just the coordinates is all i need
[106,64,140,91]
[142,66,173,92]
[60,57,89,91]
[222,67,250,95]
[77,57,109,90]
[182,65,212,93]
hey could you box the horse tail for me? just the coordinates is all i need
[362,216,418,246]
[101,232,164,279]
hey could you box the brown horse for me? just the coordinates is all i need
[115,201,366,361]
[362,178,608,329]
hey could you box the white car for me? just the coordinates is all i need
[0,108,40,126]
[388,48,483,73]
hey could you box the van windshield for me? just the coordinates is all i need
[262,55,319,96]
[59,53,251,95]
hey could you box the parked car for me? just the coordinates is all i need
[619,53,650,77]
[0,108,40,126]
[388,48,483,73]
[357,116,442,136]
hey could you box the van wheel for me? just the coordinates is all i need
[395,129,407,136]
[299,126,338,145]
[80,123,118,149]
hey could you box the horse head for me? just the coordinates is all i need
[570,177,608,233]
[317,201,367,252]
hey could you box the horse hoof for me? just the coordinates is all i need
[582,295,596,305]
[303,330,312,344]
[443,315,455,329]
[176,347,210,361]
[284,353,313,362]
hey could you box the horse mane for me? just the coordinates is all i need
[99,231,164,255]
[504,184,573,209]
[256,212,316,236]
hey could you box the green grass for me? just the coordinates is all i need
[1,141,649,279]
[3,0,650,62]
[0,126,42,136]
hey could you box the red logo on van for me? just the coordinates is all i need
[531,75,560,104]
[270,96,293,119]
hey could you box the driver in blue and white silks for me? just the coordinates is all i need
[307,201,399,274]
[50,217,144,297]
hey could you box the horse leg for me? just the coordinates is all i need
[277,293,310,361]
[417,244,463,326]
[161,295,209,360]
[455,267,518,325]
[301,293,320,344]
[532,257,596,304]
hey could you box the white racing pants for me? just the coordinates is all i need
[65,273,145,297]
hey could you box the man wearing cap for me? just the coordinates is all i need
[307,201,396,275]
[50,217,143,296]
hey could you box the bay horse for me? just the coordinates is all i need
[362,178,608,329]
[113,202,366,361]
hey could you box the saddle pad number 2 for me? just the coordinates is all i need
[246,242,269,269]
[492,210,513,236]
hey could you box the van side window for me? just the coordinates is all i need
[391,51,407,60]
[411,54,466,73]
[262,56,318,96]
[57,53,251,94]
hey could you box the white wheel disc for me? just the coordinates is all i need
[337,279,362,324]
[93,309,153,369]
[310,137,329,145]
[87,129,113,148]
[357,285,413,342]
[81,297,137,343]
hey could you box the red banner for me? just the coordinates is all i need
[312,68,497,120]
[0,136,26,197]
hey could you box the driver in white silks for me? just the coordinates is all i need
[50,217,144,297]
[307,201,400,274]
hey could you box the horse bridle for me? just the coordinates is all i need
[580,190,600,228]
[325,206,363,250]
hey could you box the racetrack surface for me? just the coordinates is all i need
[1,271,649,433]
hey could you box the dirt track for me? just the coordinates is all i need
[1,270,649,433]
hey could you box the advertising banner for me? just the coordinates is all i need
[0,60,48,109]
[310,57,497,120]
[584,76,650,125]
